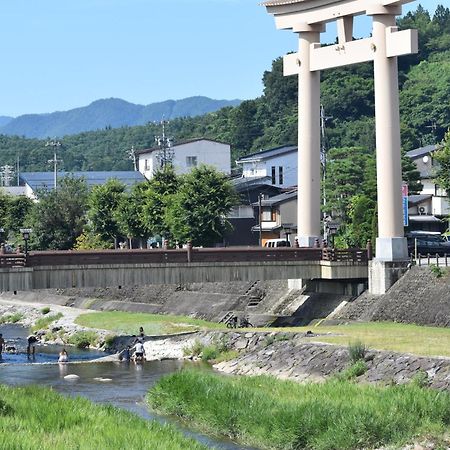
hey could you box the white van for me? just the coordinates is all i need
[264,239,291,248]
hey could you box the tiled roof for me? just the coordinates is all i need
[406,144,440,160]
[236,145,297,163]
[252,190,297,206]
[408,194,432,206]
[20,171,145,192]
[135,138,230,156]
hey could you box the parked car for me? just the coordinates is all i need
[264,239,291,248]
[407,233,450,256]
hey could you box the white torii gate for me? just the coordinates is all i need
[264,0,418,263]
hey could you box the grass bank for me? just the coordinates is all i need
[0,384,206,450]
[257,322,450,358]
[75,311,226,336]
[147,369,450,450]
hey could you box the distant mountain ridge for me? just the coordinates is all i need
[0,96,241,139]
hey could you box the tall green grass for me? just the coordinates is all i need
[148,370,450,450]
[31,312,63,332]
[0,313,23,324]
[0,384,206,450]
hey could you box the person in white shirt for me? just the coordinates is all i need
[133,340,145,362]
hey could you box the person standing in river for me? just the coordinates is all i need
[27,334,38,357]
[0,333,4,358]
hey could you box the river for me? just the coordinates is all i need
[0,324,250,450]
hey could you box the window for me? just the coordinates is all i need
[271,208,277,222]
[261,207,272,222]
[144,159,150,170]
[279,166,284,185]
[271,166,276,184]
[186,156,198,168]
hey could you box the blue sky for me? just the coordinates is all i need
[0,0,445,117]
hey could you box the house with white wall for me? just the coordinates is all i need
[235,145,297,188]
[137,138,231,179]
[406,144,449,232]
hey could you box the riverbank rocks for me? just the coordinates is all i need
[138,330,450,391]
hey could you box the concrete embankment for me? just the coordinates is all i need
[336,266,450,327]
[139,331,450,391]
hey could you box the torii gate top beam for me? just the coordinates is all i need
[263,0,413,29]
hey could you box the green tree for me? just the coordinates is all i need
[27,177,88,250]
[433,130,450,199]
[115,183,149,248]
[141,167,179,241]
[165,166,238,247]
[88,179,126,247]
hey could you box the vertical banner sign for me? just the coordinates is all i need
[402,183,409,227]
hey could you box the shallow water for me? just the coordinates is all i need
[0,324,250,450]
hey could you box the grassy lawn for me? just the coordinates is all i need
[0,384,206,450]
[148,369,450,450]
[75,311,226,336]
[250,322,450,358]
[306,322,450,358]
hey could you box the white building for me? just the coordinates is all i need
[235,145,297,188]
[406,144,449,216]
[137,138,231,179]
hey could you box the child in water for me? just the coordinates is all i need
[58,348,69,363]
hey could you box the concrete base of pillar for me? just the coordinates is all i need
[297,236,319,248]
[368,259,410,295]
[375,237,408,261]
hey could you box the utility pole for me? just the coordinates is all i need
[258,193,263,246]
[128,145,137,171]
[320,105,332,241]
[155,119,174,169]
[46,140,62,190]
[16,154,20,186]
[425,121,437,144]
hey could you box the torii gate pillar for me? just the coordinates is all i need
[264,0,418,264]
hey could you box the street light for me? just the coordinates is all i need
[20,228,32,257]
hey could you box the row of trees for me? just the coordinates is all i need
[2,166,237,251]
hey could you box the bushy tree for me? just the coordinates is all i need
[433,130,450,198]
[88,179,125,247]
[27,177,88,250]
[141,166,179,241]
[165,166,238,247]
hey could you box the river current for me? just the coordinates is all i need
[0,324,250,450]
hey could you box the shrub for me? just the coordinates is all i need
[40,307,51,315]
[183,339,204,357]
[410,370,429,388]
[337,360,368,381]
[430,264,445,278]
[201,345,219,361]
[32,313,63,332]
[263,335,275,347]
[104,335,117,348]
[67,331,98,349]
[348,340,367,363]
[0,313,24,324]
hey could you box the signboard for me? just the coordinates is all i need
[402,183,409,227]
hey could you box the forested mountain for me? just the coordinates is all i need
[0,116,13,128]
[0,5,448,176]
[0,96,241,139]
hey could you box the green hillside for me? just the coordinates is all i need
[0,6,447,174]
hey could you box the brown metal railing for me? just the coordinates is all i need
[0,254,27,268]
[0,247,370,268]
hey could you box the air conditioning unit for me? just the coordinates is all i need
[418,205,429,215]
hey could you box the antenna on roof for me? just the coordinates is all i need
[155,118,174,169]
[127,145,137,171]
